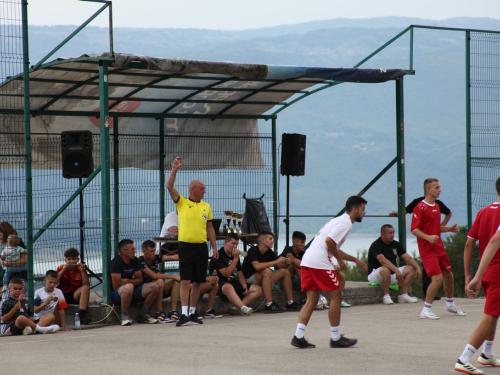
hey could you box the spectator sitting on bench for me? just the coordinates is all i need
[139,240,181,323]
[110,239,159,326]
[210,233,262,316]
[157,210,179,256]
[242,230,302,313]
[56,248,91,325]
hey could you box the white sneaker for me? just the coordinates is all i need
[455,360,483,374]
[22,327,33,335]
[241,306,253,316]
[382,295,394,305]
[43,325,60,334]
[446,305,467,316]
[398,294,418,303]
[420,310,440,320]
[477,353,500,367]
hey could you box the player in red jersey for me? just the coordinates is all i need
[455,177,500,374]
[411,178,463,320]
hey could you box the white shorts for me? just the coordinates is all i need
[367,266,406,284]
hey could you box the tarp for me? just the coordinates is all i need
[0,53,406,169]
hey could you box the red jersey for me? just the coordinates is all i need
[468,202,500,281]
[56,264,85,294]
[410,200,445,255]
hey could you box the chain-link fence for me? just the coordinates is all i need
[470,32,500,211]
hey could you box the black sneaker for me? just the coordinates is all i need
[284,301,302,311]
[203,309,223,318]
[168,310,180,321]
[189,313,204,325]
[81,317,92,325]
[291,335,316,348]
[265,302,284,314]
[175,314,191,327]
[330,335,357,348]
[194,310,204,320]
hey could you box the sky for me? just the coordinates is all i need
[29,0,500,30]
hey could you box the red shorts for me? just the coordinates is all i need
[482,279,500,317]
[301,266,341,292]
[421,252,452,277]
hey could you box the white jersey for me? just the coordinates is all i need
[34,287,67,320]
[301,213,353,270]
[156,211,179,253]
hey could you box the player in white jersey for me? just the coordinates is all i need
[291,196,367,349]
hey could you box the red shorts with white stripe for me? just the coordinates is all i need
[301,266,341,292]
[482,279,500,317]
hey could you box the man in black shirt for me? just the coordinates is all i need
[367,224,422,304]
[242,231,302,313]
[209,233,262,315]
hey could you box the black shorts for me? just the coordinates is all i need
[63,291,78,305]
[160,242,179,256]
[178,242,208,283]
[218,280,245,299]
[10,324,23,336]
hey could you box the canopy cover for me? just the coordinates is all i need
[0,53,406,169]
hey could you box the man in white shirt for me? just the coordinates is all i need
[291,196,367,349]
[157,210,179,255]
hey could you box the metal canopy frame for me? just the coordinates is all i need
[2,1,410,303]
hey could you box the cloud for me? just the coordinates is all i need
[324,132,345,138]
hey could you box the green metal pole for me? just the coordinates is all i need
[409,27,414,72]
[396,78,406,249]
[465,31,472,229]
[272,117,278,254]
[113,115,119,257]
[99,60,112,303]
[21,0,34,305]
[159,118,166,222]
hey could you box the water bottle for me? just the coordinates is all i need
[74,312,81,330]
[211,269,217,286]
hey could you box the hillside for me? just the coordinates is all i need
[19,17,500,234]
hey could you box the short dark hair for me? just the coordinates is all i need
[142,240,155,250]
[496,177,500,196]
[292,231,306,241]
[345,196,368,213]
[381,224,393,233]
[118,239,134,252]
[64,248,80,258]
[45,270,58,279]
[258,230,274,244]
[9,277,23,287]
[225,233,239,242]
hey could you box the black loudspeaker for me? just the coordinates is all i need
[281,133,306,176]
[61,131,94,178]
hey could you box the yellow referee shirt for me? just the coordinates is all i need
[175,195,213,243]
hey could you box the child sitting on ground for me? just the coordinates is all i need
[1,277,59,335]
[34,270,69,331]
[56,248,91,325]
[1,235,27,293]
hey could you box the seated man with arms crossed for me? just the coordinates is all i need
[242,230,302,313]
[210,233,262,316]
[367,224,421,304]
[110,239,159,325]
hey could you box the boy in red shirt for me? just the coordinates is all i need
[56,248,91,325]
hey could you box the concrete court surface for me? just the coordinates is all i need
[0,298,495,375]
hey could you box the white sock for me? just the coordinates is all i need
[383,294,391,298]
[287,300,294,305]
[188,307,196,316]
[459,344,476,364]
[446,297,454,307]
[483,340,494,357]
[423,302,432,313]
[295,323,306,339]
[266,302,273,307]
[181,306,188,316]
[330,325,341,341]
[399,293,408,297]
[240,305,248,311]
[34,324,46,333]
